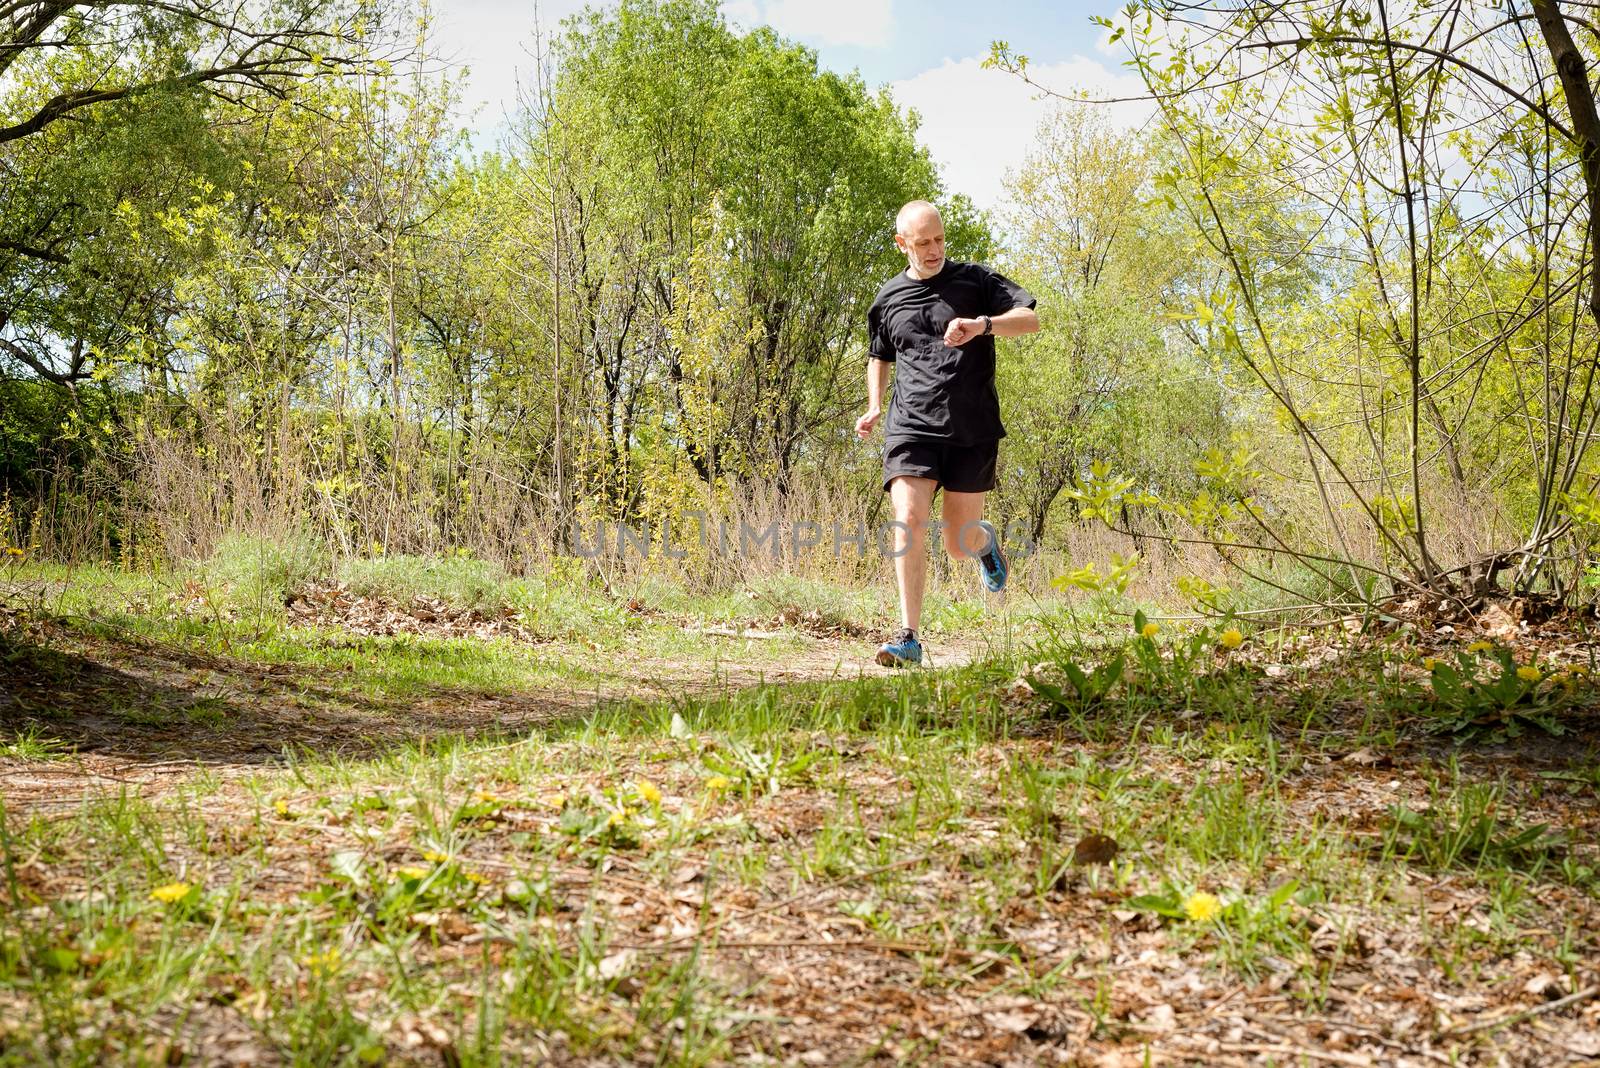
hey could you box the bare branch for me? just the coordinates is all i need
[0,237,69,264]
[0,334,80,385]
[1240,34,1577,143]
[0,2,73,81]
[0,53,361,144]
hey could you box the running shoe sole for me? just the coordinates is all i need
[875,644,923,667]
[976,520,1008,593]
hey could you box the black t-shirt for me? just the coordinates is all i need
[867,260,1036,445]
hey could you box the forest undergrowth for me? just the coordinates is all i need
[0,553,1597,1067]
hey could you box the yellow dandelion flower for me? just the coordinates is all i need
[1421,657,1438,672]
[301,948,341,974]
[1517,665,1542,683]
[637,780,662,805]
[273,799,292,817]
[463,870,490,885]
[606,810,627,828]
[1567,664,1589,677]
[706,775,732,792]
[150,882,192,904]
[4,547,22,559]
[396,865,430,880]
[1218,628,1244,650]
[1182,891,1222,923]
[422,850,450,864]
[474,791,498,804]
[1140,622,1160,639]
[1467,640,1494,654]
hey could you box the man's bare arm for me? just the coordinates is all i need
[943,307,1040,346]
[856,358,891,439]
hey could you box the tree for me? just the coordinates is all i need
[993,2,1600,607]
[527,0,970,518]
[999,106,1227,546]
[0,0,400,389]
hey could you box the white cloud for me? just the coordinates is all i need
[721,0,762,30]
[429,0,593,143]
[436,0,895,144]
[889,54,1154,214]
[728,0,894,49]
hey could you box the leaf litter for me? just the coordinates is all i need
[1,605,1598,1064]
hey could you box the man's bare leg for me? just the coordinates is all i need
[888,475,937,630]
[940,490,987,563]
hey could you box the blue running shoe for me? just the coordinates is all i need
[975,520,1008,593]
[875,627,923,668]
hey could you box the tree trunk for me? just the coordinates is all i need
[1533,1,1600,328]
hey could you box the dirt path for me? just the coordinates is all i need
[4,613,1600,1066]
[0,614,994,811]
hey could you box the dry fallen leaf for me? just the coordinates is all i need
[1522,972,1566,999]
[1139,1003,1178,1033]
[981,1008,1039,1034]
[1092,1052,1145,1068]
[1566,1030,1600,1057]
[1072,832,1120,866]
[598,949,636,980]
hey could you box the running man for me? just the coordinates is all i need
[856,200,1041,667]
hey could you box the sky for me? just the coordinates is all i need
[427,0,1155,214]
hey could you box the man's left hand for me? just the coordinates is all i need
[943,318,984,347]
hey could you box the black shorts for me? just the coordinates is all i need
[882,437,999,493]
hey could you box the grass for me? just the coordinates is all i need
[0,560,1597,1064]
[0,725,70,761]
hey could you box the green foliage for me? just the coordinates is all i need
[1386,784,1579,883]
[201,532,328,603]
[339,553,509,612]
[547,0,967,509]
[1126,880,1309,979]
[0,0,379,390]
[1088,1,1600,602]
[698,740,822,798]
[1028,653,1126,712]
[0,726,70,761]
[998,106,1228,545]
[0,381,74,488]
[1424,645,1565,740]
[1050,550,1143,624]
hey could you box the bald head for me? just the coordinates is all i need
[895,200,941,237]
[894,199,946,279]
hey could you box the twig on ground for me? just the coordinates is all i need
[689,626,783,640]
[1253,1013,1455,1065]
[630,937,932,955]
[1438,983,1600,1039]
[1210,1041,1390,1066]
[126,758,217,771]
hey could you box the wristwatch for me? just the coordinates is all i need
[979,315,992,335]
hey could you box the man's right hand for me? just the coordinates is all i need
[856,408,881,439]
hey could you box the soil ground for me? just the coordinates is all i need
[2,589,1598,1067]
